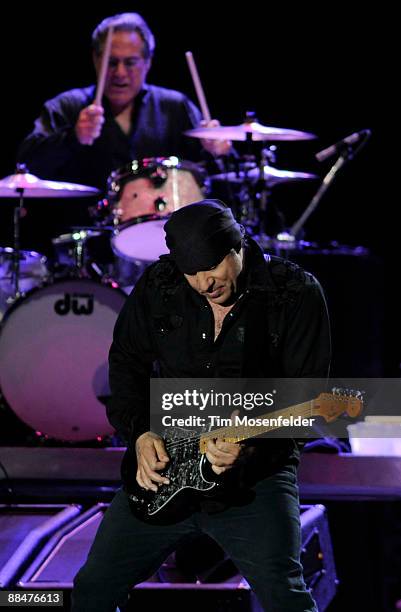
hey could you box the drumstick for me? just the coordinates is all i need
[95,26,114,106]
[185,51,211,122]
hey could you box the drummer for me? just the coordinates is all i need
[17,12,231,191]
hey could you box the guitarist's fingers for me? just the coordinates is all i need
[135,433,170,490]
[139,439,168,469]
[135,432,167,466]
[207,439,241,463]
[141,455,170,486]
[138,463,167,491]
[142,452,168,471]
[137,465,158,492]
[205,450,234,471]
[211,463,229,475]
[139,441,167,471]
[215,439,241,457]
[142,453,169,476]
[136,468,146,489]
[154,439,170,463]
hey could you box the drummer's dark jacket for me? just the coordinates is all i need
[107,237,331,511]
[17,84,205,190]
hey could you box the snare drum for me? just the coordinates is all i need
[0,279,126,441]
[0,247,49,319]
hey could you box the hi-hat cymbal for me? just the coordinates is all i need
[210,164,318,186]
[0,171,100,198]
[185,122,316,142]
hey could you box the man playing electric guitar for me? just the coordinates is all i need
[72,199,331,611]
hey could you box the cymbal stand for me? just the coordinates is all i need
[235,156,258,228]
[251,148,282,249]
[8,187,25,304]
[70,231,87,276]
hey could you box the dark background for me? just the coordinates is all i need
[0,7,399,610]
[1,5,397,370]
[1,4,392,250]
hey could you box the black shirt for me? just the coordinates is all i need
[107,237,331,488]
[17,84,205,190]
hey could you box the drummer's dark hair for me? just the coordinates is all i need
[92,13,155,59]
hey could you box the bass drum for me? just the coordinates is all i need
[0,279,126,442]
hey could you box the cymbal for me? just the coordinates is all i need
[0,171,100,198]
[184,122,316,142]
[210,164,318,186]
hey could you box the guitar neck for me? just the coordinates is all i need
[199,400,313,454]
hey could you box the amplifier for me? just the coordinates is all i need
[0,504,81,588]
[7,503,336,611]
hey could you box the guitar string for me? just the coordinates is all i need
[161,397,359,452]
[163,405,318,452]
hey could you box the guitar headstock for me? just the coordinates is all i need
[313,388,364,422]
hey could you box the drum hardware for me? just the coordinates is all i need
[155,197,168,212]
[46,156,206,293]
[88,197,113,224]
[184,112,317,142]
[290,129,371,240]
[209,150,319,250]
[0,165,29,303]
[255,232,309,256]
[210,162,318,187]
[0,164,100,305]
[148,164,169,187]
[213,147,309,239]
[52,229,102,277]
[250,147,277,239]
[192,114,319,244]
[51,226,117,284]
[0,247,49,319]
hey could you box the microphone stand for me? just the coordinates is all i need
[289,144,359,240]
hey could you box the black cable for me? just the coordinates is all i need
[0,459,15,498]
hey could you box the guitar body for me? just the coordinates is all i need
[122,427,221,525]
[121,391,362,524]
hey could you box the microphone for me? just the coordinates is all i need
[316,129,371,162]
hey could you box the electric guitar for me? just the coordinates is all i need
[123,391,363,524]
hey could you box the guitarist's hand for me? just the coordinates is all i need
[135,432,170,492]
[206,438,242,475]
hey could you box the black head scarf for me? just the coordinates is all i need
[164,199,245,274]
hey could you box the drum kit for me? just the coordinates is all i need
[0,118,320,443]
